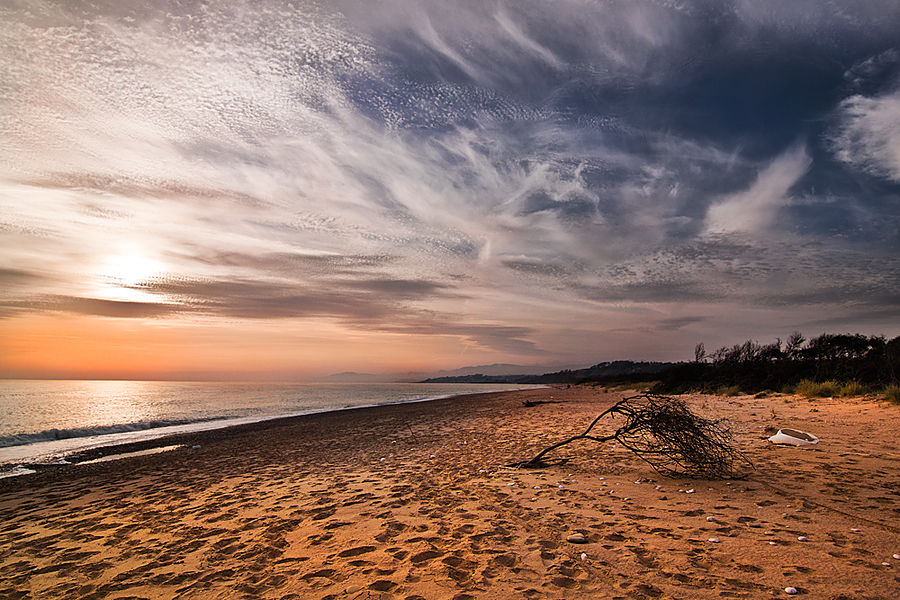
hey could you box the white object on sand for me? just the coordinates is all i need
[784,587,798,595]
[768,428,818,447]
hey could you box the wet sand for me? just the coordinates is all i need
[1,386,898,599]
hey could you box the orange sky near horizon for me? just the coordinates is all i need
[0,313,481,381]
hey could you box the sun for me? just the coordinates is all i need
[103,253,162,287]
[96,252,164,302]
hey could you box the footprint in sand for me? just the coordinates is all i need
[337,545,376,558]
[493,553,517,567]
[409,549,444,563]
[368,580,397,591]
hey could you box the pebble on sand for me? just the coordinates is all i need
[893,553,900,560]
[797,536,808,542]
[784,587,798,595]
[566,533,587,544]
[706,516,717,522]
[708,538,721,543]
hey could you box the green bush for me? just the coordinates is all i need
[881,383,900,404]
[795,379,840,398]
[838,381,867,397]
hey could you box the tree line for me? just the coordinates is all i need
[651,332,900,394]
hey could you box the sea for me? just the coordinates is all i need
[0,380,539,476]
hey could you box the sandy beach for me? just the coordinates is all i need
[1,386,898,599]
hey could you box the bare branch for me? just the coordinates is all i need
[514,394,751,479]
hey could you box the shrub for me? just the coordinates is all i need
[881,383,900,404]
[838,381,867,397]
[795,379,840,398]
[716,385,741,397]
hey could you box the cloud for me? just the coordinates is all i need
[2,1,900,371]
[705,145,811,234]
[830,89,900,182]
[131,275,454,320]
[2,296,181,319]
[372,320,540,355]
[0,267,45,289]
[657,316,706,331]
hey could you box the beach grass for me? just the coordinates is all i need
[793,378,900,402]
[714,384,741,397]
[881,383,900,404]
[838,380,867,397]
[794,379,840,397]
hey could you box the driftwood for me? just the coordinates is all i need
[515,394,750,479]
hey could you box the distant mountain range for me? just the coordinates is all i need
[419,360,675,384]
[324,362,586,383]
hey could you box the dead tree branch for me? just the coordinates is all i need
[515,394,751,479]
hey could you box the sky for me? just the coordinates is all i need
[1,0,899,381]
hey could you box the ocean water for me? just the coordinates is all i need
[0,380,538,471]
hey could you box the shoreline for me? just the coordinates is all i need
[2,386,899,599]
[0,387,543,492]
[0,384,544,477]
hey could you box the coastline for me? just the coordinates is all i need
[2,386,899,599]
[0,383,542,473]
[0,387,540,490]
